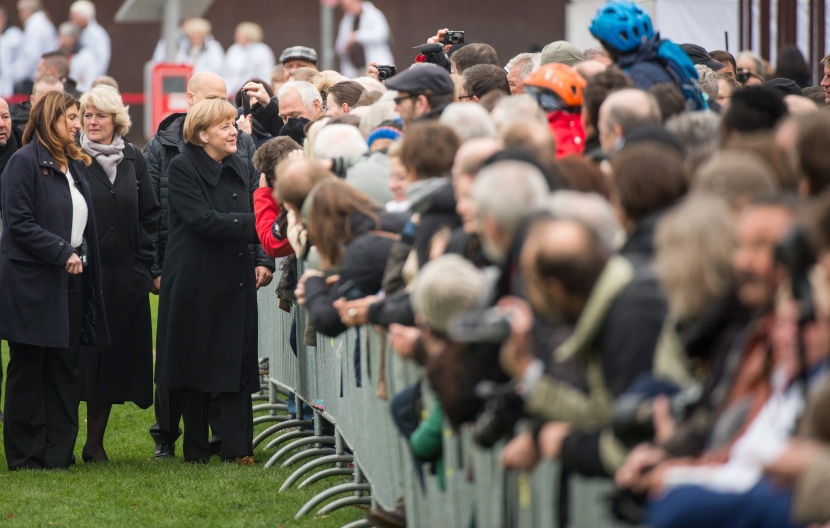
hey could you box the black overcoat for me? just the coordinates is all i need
[78,144,160,408]
[0,139,109,348]
[155,143,259,394]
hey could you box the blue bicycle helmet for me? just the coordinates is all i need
[589,0,654,54]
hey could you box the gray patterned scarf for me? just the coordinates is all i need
[81,132,125,184]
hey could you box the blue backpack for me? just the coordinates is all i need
[656,39,708,111]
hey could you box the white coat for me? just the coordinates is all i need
[0,25,23,97]
[174,37,225,75]
[12,11,57,86]
[222,42,275,96]
[72,19,111,91]
[335,1,394,78]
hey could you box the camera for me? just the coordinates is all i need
[442,30,465,45]
[611,383,702,448]
[472,380,524,448]
[447,308,510,344]
[239,88,251,115]
[376,65,397,81]
[417,43,452,73]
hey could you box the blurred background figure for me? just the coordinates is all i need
[223,22,275,96]
[57,21,80,55]
[335,0,393,78]
[68,0,110,92]
[174,17,224,75]
[0,7,23,98]
[12,0,57,94]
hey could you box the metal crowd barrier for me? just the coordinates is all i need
[254,261,643,528]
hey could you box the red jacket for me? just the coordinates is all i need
[253,187,294,258]
[548,110,586,159]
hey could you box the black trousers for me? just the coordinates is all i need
[149,388,222,448]
[178,388,253,462]
[4,274,83,470]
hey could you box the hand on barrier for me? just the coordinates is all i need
[334,295,379,326]
[538,422,570,460]
[295,270,324,305]
[496,296,534,378]
[615,442,668,492]
[255,266,273,289]
[388,323,421,359]
[65,253,83,274]
[500,430,539,471]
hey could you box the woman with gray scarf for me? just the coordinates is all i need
[77,85,160,462]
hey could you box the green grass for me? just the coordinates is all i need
[0,297,362,527]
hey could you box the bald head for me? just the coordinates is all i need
[521,217,610,322]
[187,72,227,109]
[0,98,11,147]
[598,88,661,154]
[31,75,63,104]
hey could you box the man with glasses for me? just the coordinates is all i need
[385,63,455,126]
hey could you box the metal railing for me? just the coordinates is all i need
[254,262,642,528]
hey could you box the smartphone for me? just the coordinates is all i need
[240,88,251,115]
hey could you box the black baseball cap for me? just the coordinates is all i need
[384,64,455,96]
[681,43,726,71]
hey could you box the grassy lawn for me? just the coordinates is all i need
[0,296,362,527]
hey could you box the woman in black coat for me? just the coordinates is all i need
[0,91,109,470]
[77,86,160,462]
[155,99,260,465]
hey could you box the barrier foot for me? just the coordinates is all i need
[340,520,373,528]
[318,495,372,515]
[298,467,354,489]
[279,454,354,492]
[253,414,288,426]
[270,436,335,462]
[252,418,312,450]
[265,430,314,450]
[294,482,372,519]
[252,402,288,414]
[282,447,337,468]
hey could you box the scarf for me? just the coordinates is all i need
[81,132,125,183]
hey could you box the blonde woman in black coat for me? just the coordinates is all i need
[155,99,260,465]
[77,85,160,462]
[0,91,109,470]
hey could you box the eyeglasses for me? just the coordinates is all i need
[393,94,417,105]
[458,94,475,101]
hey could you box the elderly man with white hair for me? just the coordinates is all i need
[278,81,324,123]
[68,0,111,92]
[505,52,540,95]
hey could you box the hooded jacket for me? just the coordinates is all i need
[616,36,675,91]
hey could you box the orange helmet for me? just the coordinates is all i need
[523,63,587,109]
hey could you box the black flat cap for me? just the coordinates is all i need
[681,43,725,71]
[384,64,455,96]
[764,77,802,97]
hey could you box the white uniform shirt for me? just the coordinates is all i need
[174,36,225,74]
[12,11,57,86]
[222,42,275,96]
[72,20,110,91]
[335,1,394,78]
[0,25,23,97]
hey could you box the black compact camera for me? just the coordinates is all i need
[472,380,524,448]
[376,65,397,80]
[442,30,465,45]
[447,308,511,344]
[611,383,703,448]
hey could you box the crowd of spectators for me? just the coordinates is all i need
[4,0,830,527]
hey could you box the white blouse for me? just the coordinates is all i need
[65,168,88,248]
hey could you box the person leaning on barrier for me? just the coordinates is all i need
[76,85,160,463]
[498,215,665,476]
[294,179,407,337]
[154,99,262,465]
[251,136,302,259]
[0,91,109,470]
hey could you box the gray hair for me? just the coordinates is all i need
[439,102,497,142]
[505,52,540,80]
[544,191,623,252]
[655,194,735,322]
[665,111,721,166]
[80,85,132,137]
[69,0,95,19]
[312,124,367,159]
[353,76,387,93]
[694,65,719,102]
[490,94,547,134]
[358,99,398,138]
[278,81,323,112]
[693,151,778,206]
[411,254,486,333]
[473,160,549,236]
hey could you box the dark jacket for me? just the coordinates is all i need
[155,143,260,393]
[10,101,30,136]
[616,37,675,91]
[79,144,160,408]
[620,209,663,269]
[142,112,272,278]
[412,178,461,268]
[0,139,109,347]
[304,211,407,337]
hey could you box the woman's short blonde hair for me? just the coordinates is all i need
[183,99,238,146]
[236,22,263,43]
[79,85,131,137]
